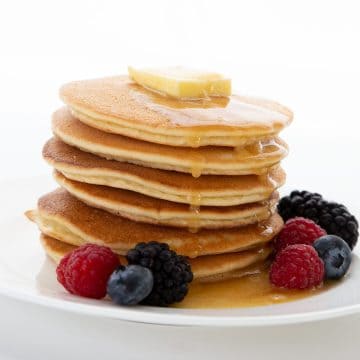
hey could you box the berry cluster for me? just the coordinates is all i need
[56,241,193,307]
[270,190,357,289]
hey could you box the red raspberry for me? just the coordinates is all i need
[56,244,119,299]
[270,244,325,289]
[275,217,326,252]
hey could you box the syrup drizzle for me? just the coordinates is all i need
[187,193,202,233]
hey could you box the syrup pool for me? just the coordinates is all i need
[175,270,331,309]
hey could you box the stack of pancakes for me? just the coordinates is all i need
[27,76,293,282]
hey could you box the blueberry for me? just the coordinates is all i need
[107,265,154,305]
[313,235,352,280]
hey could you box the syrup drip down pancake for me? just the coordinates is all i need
[52,107,288,177]
[26,189,283,258]
[43,138,286,206]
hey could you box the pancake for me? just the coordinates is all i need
[40,233,272,281]
[59,76,293,147]
[43,138,286,206]
[52,107,288,177]
[54,171,279,229]
[26,188,283,258]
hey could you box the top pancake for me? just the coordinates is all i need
[60,76,293,147]
[52,107,288,176]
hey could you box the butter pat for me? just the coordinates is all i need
[128,66,231,99]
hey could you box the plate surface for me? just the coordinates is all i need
[0,176,359,327]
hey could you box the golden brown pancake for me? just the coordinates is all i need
[40,233,272,281]
[26,189,283,258]
[52,107,288,177]
[54,171,278,229]
[60,76,293,147]
[43,138,286,206]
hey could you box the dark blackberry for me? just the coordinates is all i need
[278,190,358,249]
[126,241,193,306]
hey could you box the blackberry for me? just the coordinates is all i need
[126,241,193,306]
[278,190,359,249]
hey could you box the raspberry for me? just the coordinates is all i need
[270,244,325,289]
[56,244,119,299]
[274,217,326,252]
[277,190,358,249]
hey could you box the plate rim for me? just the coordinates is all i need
[1,281,360,327]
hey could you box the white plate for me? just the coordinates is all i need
[0,176,359,327]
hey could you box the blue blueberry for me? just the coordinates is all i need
[313,235,352,280]
[107,265,153,305]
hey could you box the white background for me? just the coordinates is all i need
[1,0,360,359]
[1,0,360,198]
